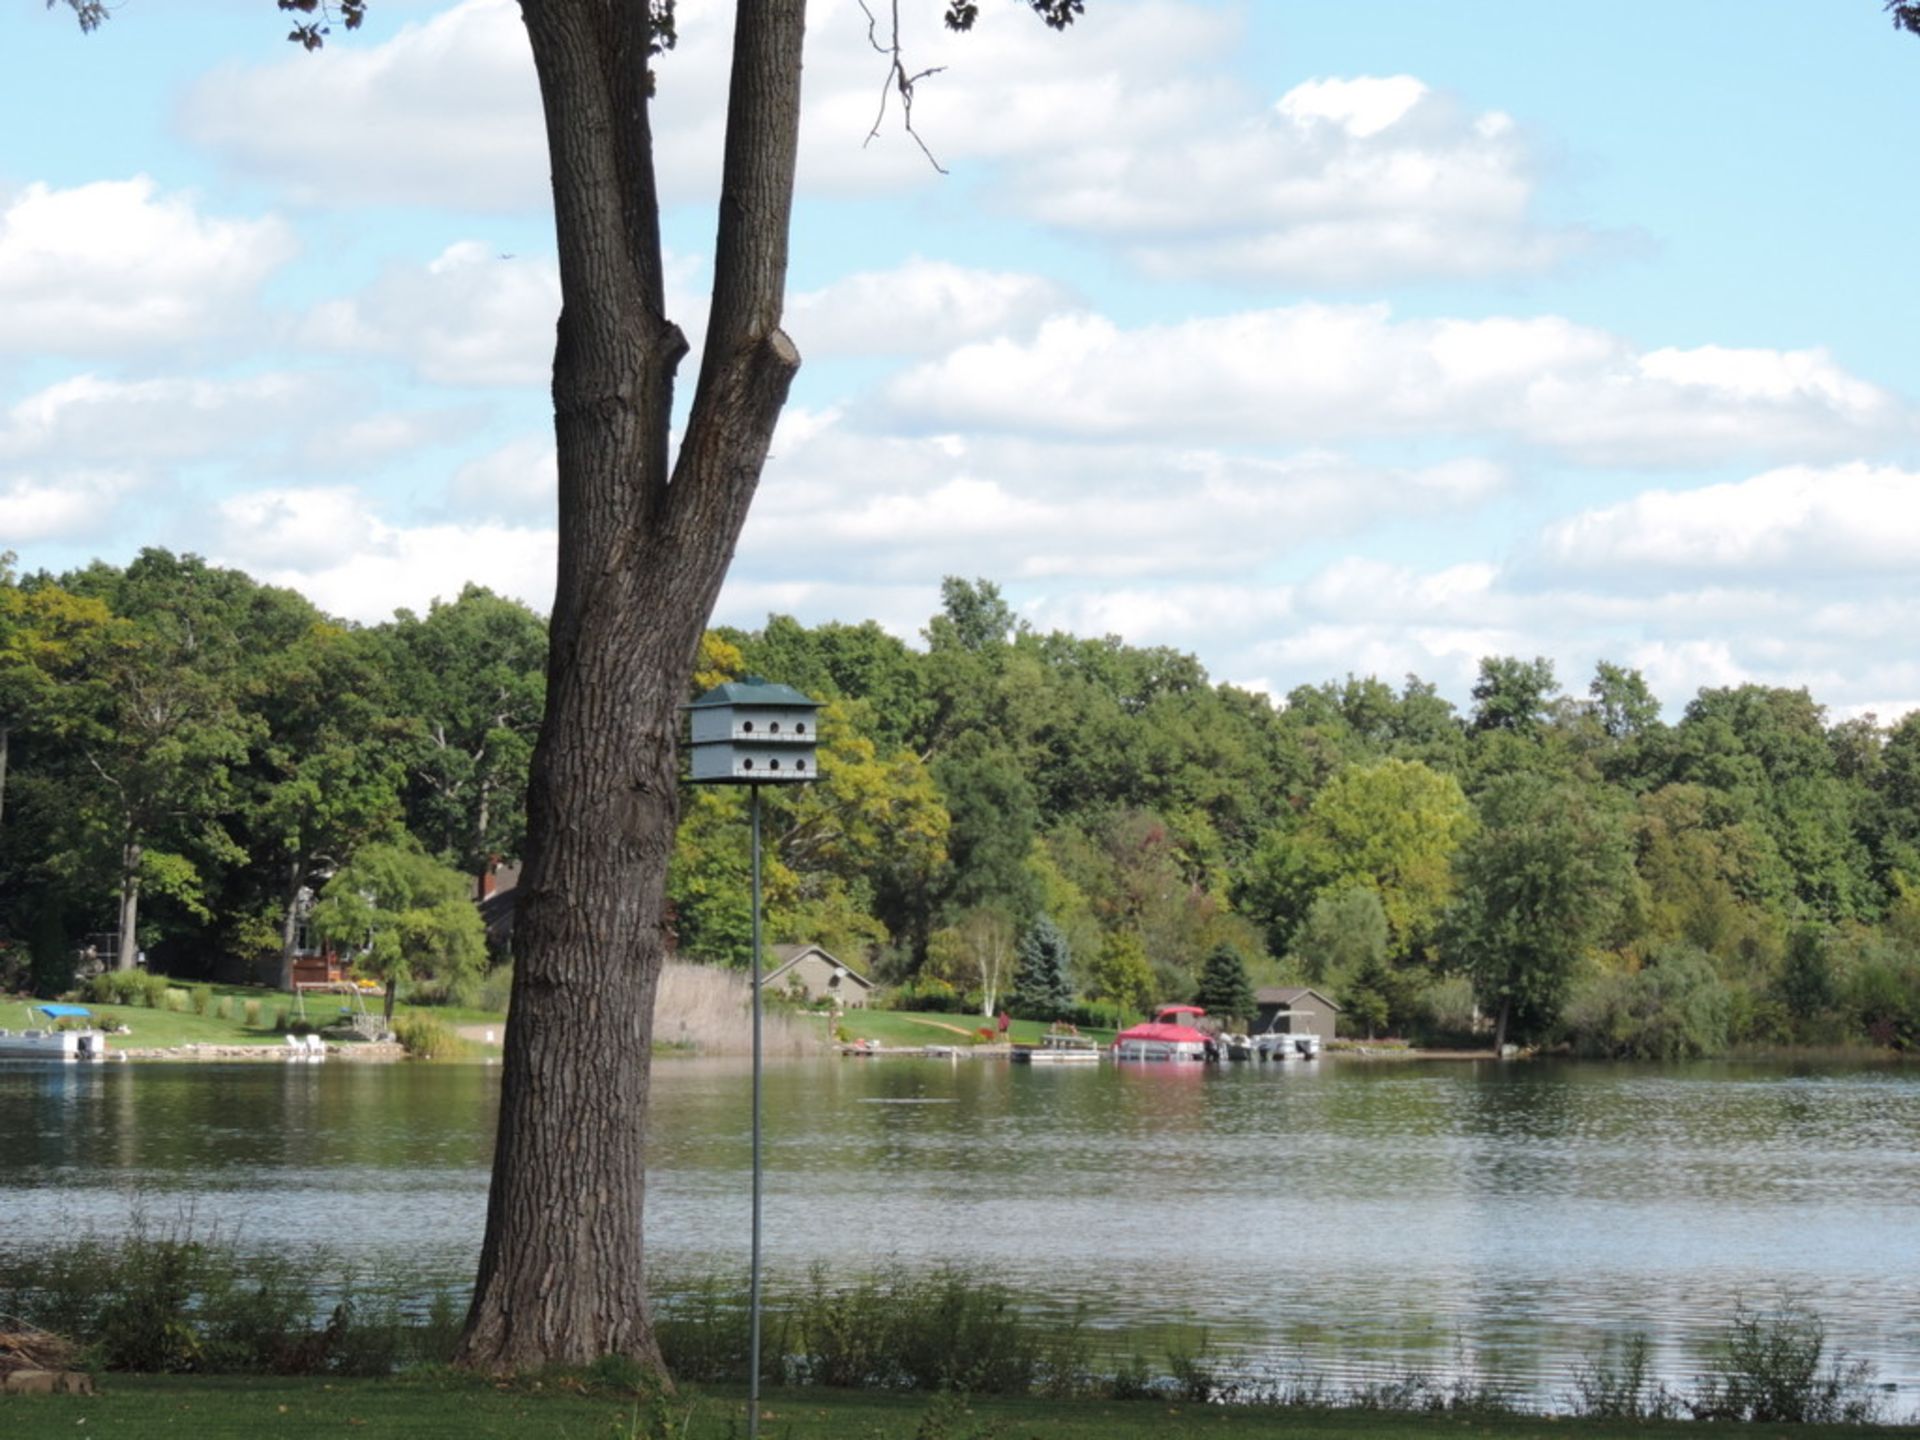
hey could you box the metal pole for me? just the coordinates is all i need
[748,782,763,1440]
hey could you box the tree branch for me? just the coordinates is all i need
[860,0,949,174]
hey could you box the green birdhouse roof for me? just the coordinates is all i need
[685,676,822,710]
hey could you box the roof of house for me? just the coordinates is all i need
[764,943,873,988]
[1253,986,1342,1012]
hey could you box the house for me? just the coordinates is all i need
[764,943,874,1008]
[1252,986,1341,1043]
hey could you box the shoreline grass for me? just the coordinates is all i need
[3,1376,1917,1440]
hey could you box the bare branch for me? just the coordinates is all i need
[859,0,950,174]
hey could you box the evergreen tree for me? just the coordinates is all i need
[1194,943,1256,1026]
[1009,913,1073,1019]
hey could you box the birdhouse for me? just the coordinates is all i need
[684,676,823,784]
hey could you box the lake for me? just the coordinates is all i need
[2,1053,1916,1402]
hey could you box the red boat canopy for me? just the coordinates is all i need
[1155,1004,1206,1017]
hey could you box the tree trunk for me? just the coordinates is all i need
[278,857,306,992]
[1493,995,1511,1053]
[116,835,141,972]
[0,724,10,834]
[456,0,805,1374]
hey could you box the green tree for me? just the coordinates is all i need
[1449,773,1635,1049]
[1243,758,1472,956]
[0,568,117,836]
[1588,661,1662,743]
[1084,928,1156,1017]
[1193,943,1255,1028]
[1009,913,1074,1020]
[241,624,408,988]
[1289,884,1389,991]
[379,586,546,881]
[55,553,265,972]
[309,843,487,1023]
[1471,655,1559,734]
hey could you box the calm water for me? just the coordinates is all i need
[2,1054,1917,1401]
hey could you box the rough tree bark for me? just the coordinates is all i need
[454,0,806,1372]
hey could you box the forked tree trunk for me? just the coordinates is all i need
[456,0,805,1373]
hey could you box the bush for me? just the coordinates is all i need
[791,1264,1035,1395]
[886,979,975,1015]
[1687,1304,1880,1423]
[163,987,192,1013]
[214,995,235,1021]
[0,1224,446,1377]
[391,1014,465,1059]
[1412,974,1481,1048]
[1568,1332,1677,1419]
[243,998,264,1028]
[1562,946,1730,1060]
[191,984,215,1016]
[478,963,514,1013]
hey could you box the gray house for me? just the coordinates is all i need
[1252,986,1340,1042]
[765,943,874,1009]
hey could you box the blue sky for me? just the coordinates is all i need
[4,0,1919,718]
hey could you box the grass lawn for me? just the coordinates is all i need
[6,1377,1916,1440]
[1,984,507,1053]
[834,1008,1117,1048]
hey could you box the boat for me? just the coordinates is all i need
[1113,1004,1214,1063]
[0,1004,110,1062]
[1251,1029,1320,1061]
[1010,1027,1101,1065]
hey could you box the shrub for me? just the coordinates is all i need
[1568,1332,1678,1419]
[1687,1304,1880,1423]
[886,978,973,1015]
[163,987,192,1013]
[137,971,170,1009]
[391,1014,466,1059]
[1412,974,1481,1048]
[1562,946,1730,1060]
[214,995,235,1021]
[478,963,514,1013]
[242,999,263,1028]
[0,1224,443,1377]
[191,984,215,1016]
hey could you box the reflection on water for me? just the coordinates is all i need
[3,1055,1918,1400]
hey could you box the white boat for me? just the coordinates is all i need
[1252,1030,1320,1061]
[0,1004,110,1062]
[1010,1029,1101,1065]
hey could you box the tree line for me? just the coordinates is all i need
[7,553,1920,1055]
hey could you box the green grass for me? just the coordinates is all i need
[5,1377,1916,1440]
[2,984,507,1053]
[834,1008,1117,1047]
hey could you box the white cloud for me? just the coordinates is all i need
[0,373,316,465]
[0,178,293,354]
[885,303,1905,464]
[215,484,556,623]
[178,0,547,212]
[445,436,556,521]
[175,0,1587,286]
[1277,76,1430,138]
[302,242,560,386]
[1533,463,1920,581]
[742,409,1509,583]
[1013,72,1587,284]
[788,259,1075,358]
[0,469,139,544]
